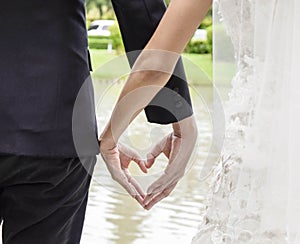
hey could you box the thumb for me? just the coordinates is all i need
[146,152,156,169]
[122,144,148,173]
[118,143,148,173]
[132,157,148,174]
[146,135,170,168]
[146,143,164,168]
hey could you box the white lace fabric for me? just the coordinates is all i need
[193,0,300,243]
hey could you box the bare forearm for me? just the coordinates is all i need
[145,0,212,53]
[100,0,212,146]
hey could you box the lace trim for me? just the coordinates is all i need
[192,0,284,243]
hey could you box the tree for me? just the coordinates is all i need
[86,0,113,19]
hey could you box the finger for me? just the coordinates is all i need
[119,170,145,206]
[130,177,146,199]
[124,169,146,198]
[122,180,144,206]
[115,171,144,205]
[127,147,148,173]
[144,174,171,205]
[144,183,177,210]
[146,153,156,169]
[146,139,166,168]
[146,134,173,168]
[119,143,148,173]
[147,172,170,194]
[101,146,145,207]
[135,194,144,206]
[133,158,148,174]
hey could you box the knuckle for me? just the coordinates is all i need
[148,152,155,159]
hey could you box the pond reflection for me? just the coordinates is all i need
[80,82,216,244]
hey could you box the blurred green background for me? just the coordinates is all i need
[85,0,213,84]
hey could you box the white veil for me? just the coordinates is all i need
[193,0,300,243]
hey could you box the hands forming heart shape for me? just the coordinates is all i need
[100,117,197,210]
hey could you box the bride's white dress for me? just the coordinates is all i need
[193,0,300,243]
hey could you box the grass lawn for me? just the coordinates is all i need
[89,49,213,85]
[89,49,118,70]
[182,53,212,79]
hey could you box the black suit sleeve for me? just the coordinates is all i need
[111,0,193,124]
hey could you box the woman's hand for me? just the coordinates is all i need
[97,0,210,208]
[143,116,198,210]
[100,140,148,206]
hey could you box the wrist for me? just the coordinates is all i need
[99,137,117,151]
[99,127,118,151]
[172,123,182,138]
[172,116,197,139]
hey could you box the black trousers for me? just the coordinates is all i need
[0,154,96,244]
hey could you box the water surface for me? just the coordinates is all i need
[80,83,216,244]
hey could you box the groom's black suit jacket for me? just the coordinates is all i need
[0,0,193,157]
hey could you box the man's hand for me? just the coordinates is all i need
[100,141,148,206]
[143,116,197,210]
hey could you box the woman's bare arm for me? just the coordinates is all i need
[100,0,212,147]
